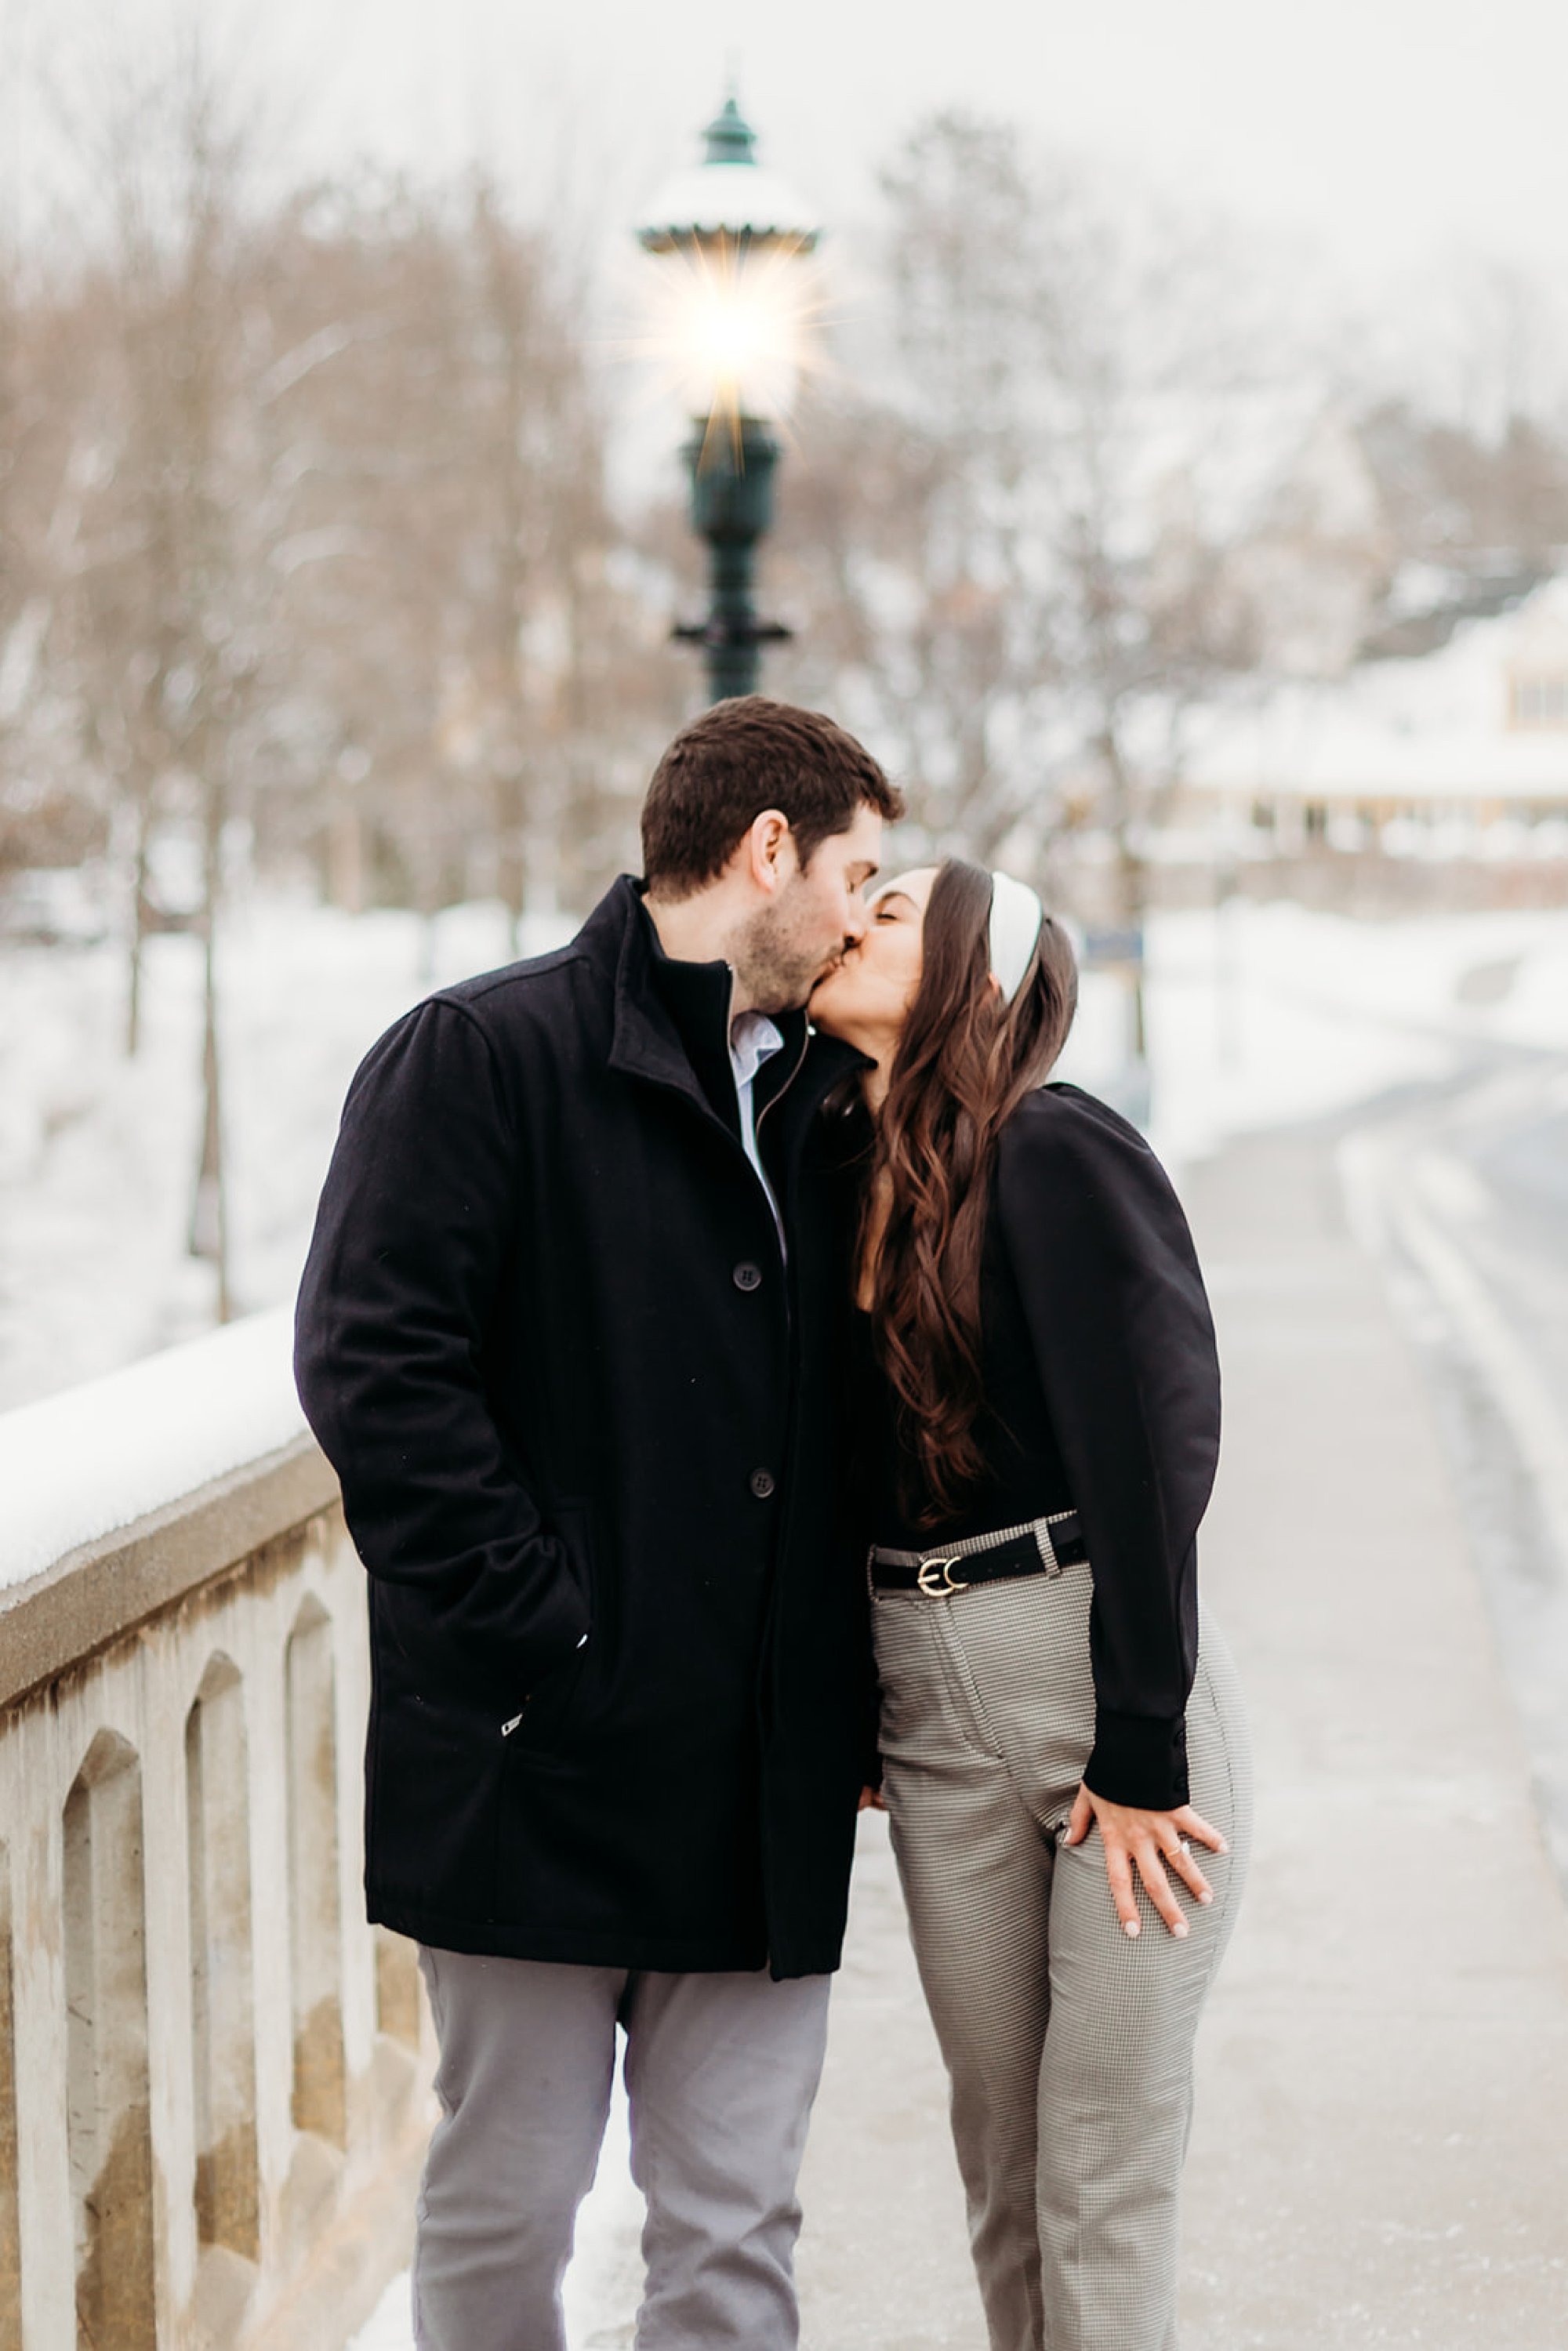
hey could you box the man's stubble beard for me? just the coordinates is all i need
[729,890,841,1018]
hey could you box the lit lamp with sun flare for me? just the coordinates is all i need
[636,91,822,702]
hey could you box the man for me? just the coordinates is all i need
[294,695,902,2350]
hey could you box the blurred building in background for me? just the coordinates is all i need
[1171,576,1568,908]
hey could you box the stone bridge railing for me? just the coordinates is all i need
[0,1313,433,2350]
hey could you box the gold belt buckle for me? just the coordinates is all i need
[916,1554,970,1596]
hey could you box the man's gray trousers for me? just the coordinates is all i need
[412,1949,831,2351]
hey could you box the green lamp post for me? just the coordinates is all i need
[637,93,821,703]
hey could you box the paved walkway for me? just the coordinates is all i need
[795,1123,1568,2349]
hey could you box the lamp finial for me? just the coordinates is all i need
[702,91,757,169]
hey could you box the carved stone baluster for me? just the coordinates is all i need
[285,1599,347,2150]
[63,1730,157,2349]
[187,1656,260,2277]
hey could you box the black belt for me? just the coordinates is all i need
[870,1508,1086,1595]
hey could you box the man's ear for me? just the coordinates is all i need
[741,809,794,894]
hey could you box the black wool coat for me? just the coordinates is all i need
[294,877,871,1979]
[995,1086,1222,1811]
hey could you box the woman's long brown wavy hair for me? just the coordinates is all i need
[865,859,1079,1526]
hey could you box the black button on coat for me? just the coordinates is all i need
[294,878,871,1979]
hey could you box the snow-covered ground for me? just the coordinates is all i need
[2,888,1566,1414]
[0,895,566,1413]
[1134,899,1568,1163]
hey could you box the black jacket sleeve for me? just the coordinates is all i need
[995,1086,1221,1809]
[294,995,590,1699]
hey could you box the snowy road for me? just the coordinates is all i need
[1341,1046,1568,1886]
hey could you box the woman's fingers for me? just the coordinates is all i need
[1174,1805,1228,1856]
[1063,1784,1094,1847]
[1131,1841,1189,1938]
[1073,1784,1228,1939]
[1102,1841,1142,1937]
[1163,1832,1214,1907]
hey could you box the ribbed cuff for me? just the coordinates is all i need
[1083,1709,1189,1811]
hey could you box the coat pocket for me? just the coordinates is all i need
[502,1634,590,1751]
[499,1501,595,1755]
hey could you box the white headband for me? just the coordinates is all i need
[989,872,1045,1003]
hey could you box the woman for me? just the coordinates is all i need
[810,858,1250,2351]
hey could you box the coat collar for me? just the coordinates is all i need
[586,873,865,1148]
[598,875,750,1121]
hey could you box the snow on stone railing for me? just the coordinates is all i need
[0,1312,432,2350]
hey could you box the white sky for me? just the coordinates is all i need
[13,0,1568,448]
[37,0,1566,281]
[140,0,1568,280]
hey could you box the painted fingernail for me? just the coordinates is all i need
[1173,1921,1190,1939]
[1217,1840,1229,1855]
[1198,1889,1214,1904]
[1123,1919,1140,1939]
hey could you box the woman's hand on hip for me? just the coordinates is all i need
[1062,1782,1227,1939]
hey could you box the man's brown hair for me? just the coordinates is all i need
[641,695,903,897]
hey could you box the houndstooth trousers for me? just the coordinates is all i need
[873,1554,1251,2351]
